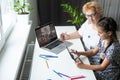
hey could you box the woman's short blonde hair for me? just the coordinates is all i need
[82,1,103,16]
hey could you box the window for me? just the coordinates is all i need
[0,2,5,52]
[0,0,17,52]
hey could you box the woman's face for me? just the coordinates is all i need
[85,9,100,24]
[97,26,111,40]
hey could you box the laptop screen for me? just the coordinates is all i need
[35,23,57,47]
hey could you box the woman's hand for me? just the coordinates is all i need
[60,32,70,41]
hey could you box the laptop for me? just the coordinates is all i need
[35,22,72,54]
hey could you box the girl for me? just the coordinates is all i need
[71,17,120,80]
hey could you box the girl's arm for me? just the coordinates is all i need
[71,47,99,57]
[76,58,111,71]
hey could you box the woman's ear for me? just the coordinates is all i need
[107,31,112,36]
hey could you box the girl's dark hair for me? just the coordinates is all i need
[97,17,118,41]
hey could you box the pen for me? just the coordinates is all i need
[71,76,86,80]
[45,60,49,69]
[58,72,71,78]
[52,70,63,78]
[39,54,58,58]
[52,70,71,78]
[47,79,52,80]
[39,55,49,60]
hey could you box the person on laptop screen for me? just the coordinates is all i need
[36,24,56,46]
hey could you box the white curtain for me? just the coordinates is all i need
[92,0,120,30]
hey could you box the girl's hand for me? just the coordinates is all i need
[71,49,78,54]
[75,57,83,63]
[75,59,84,68]
[71,49,80,57]
[70,49,81,56]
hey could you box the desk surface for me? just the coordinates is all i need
[29,26,96,80]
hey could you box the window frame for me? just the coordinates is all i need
[0,0,17,52]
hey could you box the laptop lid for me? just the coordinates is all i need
[35,22,58,47]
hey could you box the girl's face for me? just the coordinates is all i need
[97,26,111,40]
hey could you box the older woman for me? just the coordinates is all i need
[60,1,103,50]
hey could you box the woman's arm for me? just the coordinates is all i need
[60,31,81,40]
[69,31,81,39]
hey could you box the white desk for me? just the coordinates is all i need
[29,26,96,80]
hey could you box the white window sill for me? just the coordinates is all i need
[0,22,31,80]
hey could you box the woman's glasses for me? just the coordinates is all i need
[85,12,97,18]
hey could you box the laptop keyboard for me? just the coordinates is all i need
[45,40,63,49]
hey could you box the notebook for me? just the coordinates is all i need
[35,22,72,54]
